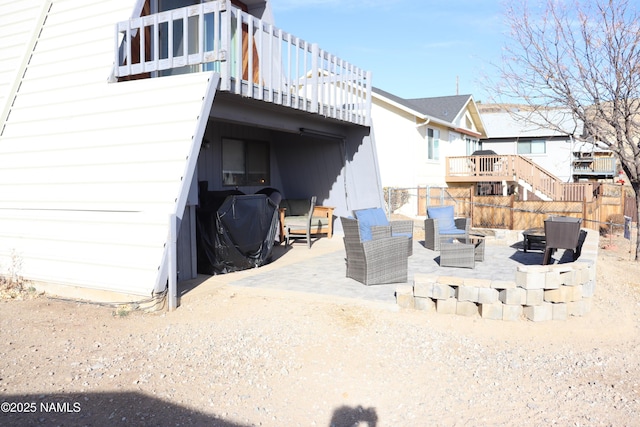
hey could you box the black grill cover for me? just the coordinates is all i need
[197,193,280,274]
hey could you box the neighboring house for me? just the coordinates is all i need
[480,107,583,182]
[371,88,486,214]
[447,105,615,200]
[474,106,616,199]
[0,0,382,304]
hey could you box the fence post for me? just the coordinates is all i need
[425,185,430,212]
[468,185,474,225]
[510,194,515,230]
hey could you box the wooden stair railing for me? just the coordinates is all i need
[447,155,593,201]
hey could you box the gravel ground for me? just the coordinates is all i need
[1,233,639,426]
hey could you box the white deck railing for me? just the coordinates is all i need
[114,1,372,126]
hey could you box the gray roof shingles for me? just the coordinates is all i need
[372,87,471,123]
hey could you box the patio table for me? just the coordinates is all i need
[439,236,485,269]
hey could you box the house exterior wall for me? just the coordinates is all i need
[481,137,574,183]
[371,101,422,188]
[480,109,581,183]
[0,0,215,296]
[371,99,471,188]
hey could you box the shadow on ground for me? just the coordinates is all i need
[0,392,248,427]
[508,229,587,265]
[1,393,379,427]
[329,405,378,427]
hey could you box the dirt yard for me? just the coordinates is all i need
[1,233,639,426]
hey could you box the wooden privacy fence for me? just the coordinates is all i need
[410,184,629,231]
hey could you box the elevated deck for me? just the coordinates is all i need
[446,154,595,201]
[113,1,372,127]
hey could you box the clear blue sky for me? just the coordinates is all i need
[271,0,507,103]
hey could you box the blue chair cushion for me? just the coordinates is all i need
[439,227,466,235]
[427,206,456,232]
[354,208,389,242]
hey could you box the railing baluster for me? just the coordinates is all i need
[234,8,241,94]
[220,1,230,90]
[198,4,204,66]
[311,43,318,113]
[181,8,188,68]
[267,24,274,103]
[139,19,145,69]
[302,41,308,111]
[167,11,174,68]
[153,14,159,72]
[331,55,337,119]
[125,24,132,76]
[295,37,301,109]
[285,33,291,107]
[257,19,264,100]
[340,58,346,121]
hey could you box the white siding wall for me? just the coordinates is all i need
[370,101,422,188]
[0,0,214,296]
[482,139,574,183]
[372,100,461,188]
[532,140,573,182]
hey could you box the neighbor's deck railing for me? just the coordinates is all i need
[572,157,616,176]
[446,154,594,201]
[113,1,372,126]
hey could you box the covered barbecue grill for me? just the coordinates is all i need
[196,187,281,274]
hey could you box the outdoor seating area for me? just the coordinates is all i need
[424,205,471,250]
[204,219,598,322]
[189,189,597,322]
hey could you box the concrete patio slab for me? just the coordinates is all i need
[179,231,578,307]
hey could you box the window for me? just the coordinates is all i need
[517,139,546,154]
[222,138,270,186]
[427,128,440,160]
[465,137,481,155]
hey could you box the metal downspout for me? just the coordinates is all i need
[1,0,53,136]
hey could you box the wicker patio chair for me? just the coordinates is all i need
[353,207,414,256]
[284,196,316,248]
[542,215,582,265]
[424,205,470,251]
[340,217,409,285]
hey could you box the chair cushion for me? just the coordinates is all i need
[427,206,456,232]
[439,228,466,235]
[311,217,330,226]
[284,216,309,227]
[354,208,390,242]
